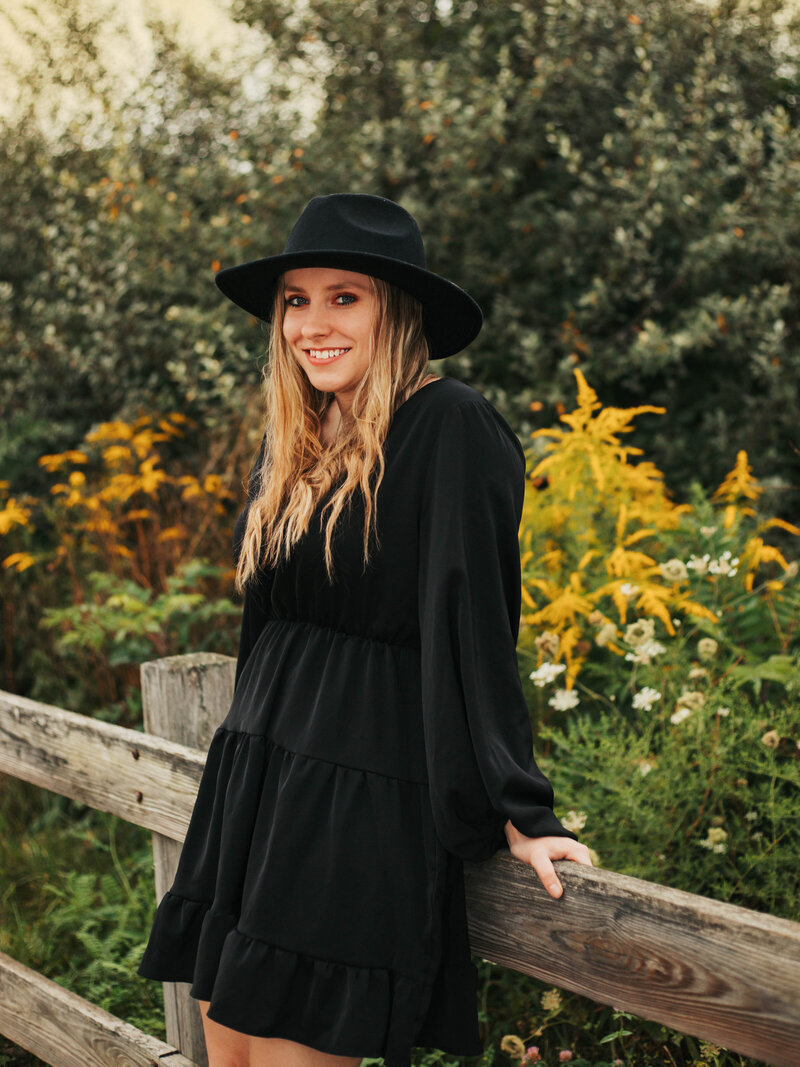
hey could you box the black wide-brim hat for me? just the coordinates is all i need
[214,193,483,359]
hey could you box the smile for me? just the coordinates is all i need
[305,348,351,363]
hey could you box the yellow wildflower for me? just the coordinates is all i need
[0,498,32,534]
[713,450,761,503]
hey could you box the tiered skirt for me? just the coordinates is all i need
[137,618,484,1065]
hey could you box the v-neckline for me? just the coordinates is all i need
[322,378,448,446]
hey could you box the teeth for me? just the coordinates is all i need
[309,348,347,360]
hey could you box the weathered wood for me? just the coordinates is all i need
[140,652,235,754]
[139,654,237,1067]
[151,840,202,1067]
[3,658,800,1066]
[465,850,800,1067]
[0,949,198,1067]
[0,687,205,842]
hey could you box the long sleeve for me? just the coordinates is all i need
[417,399,579,862]
[233,430,272,691]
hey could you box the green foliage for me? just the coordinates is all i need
[543,693,800,916]
[0,410,256,718]
[233,0,800,507]
[515,373,800,739]
[0,7,298,479]
[480,682,798,1067]
[40,560,240,666]
[0,779,166,1055]
[729,653,800,695]
[20,559,240,723]
[3,5,800,1064]
[3,0,800,509]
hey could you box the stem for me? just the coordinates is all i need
[764,594,786,648]
[574,679,619,716]
[686,754,719,837]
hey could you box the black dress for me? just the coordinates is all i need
[137,376,578,1066]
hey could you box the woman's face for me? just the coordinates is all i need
[281,266,377,414]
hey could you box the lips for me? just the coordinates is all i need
[305,347,351,365]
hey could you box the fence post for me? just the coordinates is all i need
[140,651,236,1067]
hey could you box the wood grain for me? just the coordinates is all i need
[0,949,197,1067]
[0,686,201,841]
[465,850,800,1067]
[2,658,800,1067]
[140,653,237,1067]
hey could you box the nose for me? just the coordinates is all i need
[299,303,331,341]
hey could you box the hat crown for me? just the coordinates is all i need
[283,194,427,269]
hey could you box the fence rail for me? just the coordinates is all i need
[0,950,195,1067]
[1,654,799,1067]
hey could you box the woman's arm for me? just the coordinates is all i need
[417,399,592,893]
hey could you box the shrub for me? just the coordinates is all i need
[518,370,800,727]
[0,413,249,718]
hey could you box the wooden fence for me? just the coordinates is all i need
[0,652,799,1067]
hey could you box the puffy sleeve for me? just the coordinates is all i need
[232,430,272,691]
[417,399,579,862]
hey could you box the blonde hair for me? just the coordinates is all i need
[234,273,432,591]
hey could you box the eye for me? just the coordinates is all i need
[284,294,307,308]
[334,292,357,306]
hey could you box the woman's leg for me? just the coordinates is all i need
[248,1036,362,1067]
[197,999,250,1067]
[197,1000,362,1067]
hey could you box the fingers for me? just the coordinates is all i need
[565,839,595,866]
[528,849,563,898]
[536,836,595,866]
[514,836,596,899]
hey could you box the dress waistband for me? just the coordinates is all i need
[267,614,421,653]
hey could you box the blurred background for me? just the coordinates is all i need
[1,3,799,1065]
[3,0,800,499]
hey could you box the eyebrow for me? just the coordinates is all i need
[283,281,371,293]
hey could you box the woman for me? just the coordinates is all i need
[137,193,592,1067]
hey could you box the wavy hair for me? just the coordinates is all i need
[234,273,433,592]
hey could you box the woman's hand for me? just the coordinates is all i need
[504,819,594,899]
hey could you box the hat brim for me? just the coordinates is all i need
[214,250,482,360]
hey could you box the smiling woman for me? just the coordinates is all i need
[281,268,378,418]
[136,194,591,1067]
